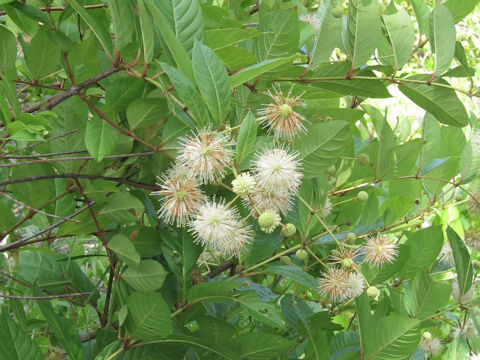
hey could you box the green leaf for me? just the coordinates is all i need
[235,112,258,164]
[107,0,135,49]
[294,121,350,178]
[146,0,195,83]
[445,0,480,23]
[196,315,235,344]
[411,0,430,36]
[447,227,474,298]
[108,234,141,268]
[24,27,61,79]
[231,333,295,360]
[66,0,114,59]
[346,0,382,69]
[398,75,469,127]
[229,57,294,89]
[245,228,282,266]
[429,4,456,75]
[204,28,260,50]
[399,226,444,279]
[0,312,43,360]
[311,0,343,66]
[138,0,155,64]
[363,316,420,360]
[180,230,202,296]
[237,291,283,328]
[215,46,257,70]
[126,291,172,341]
[84,114,119,162]
[254,9,299,61]
[126,98,169,132]
[380,8,415,70]
[99,192,144,224]
[188,281,241,302]
[33,288,85,360]
[404,271,451,320]
[192,42,231,124]
[154,0,204,54]
[0,25,16,79]
[266,264,317,289]
[160,62,209,127]
[122,259,167,292]
[330,332,361,360]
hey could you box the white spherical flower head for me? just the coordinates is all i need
[253,147,302,192]
[258,209,281,234]
[340,272,365,302]
[454,319,477,340]
[248,184,293,215]
[323,198,332,218]
[189,199,251,258]
[465,227,480,252]
[420,337,443,356]
[363,235,398,267]
[232,173,256,197]
[153,168,203,227]
[470,353,480,360]
[258,86,307,140]
[178,131,233,184]
[317,267,349,302]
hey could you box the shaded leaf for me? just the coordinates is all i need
[122,259,167,292]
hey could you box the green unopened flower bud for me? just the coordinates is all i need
[346,232,356,242]
[422,331,432,340]
[295,249,308,261]
[455,193,463,201]
[279,104,293,118]
[357,191,369,202]
[284,223,296,237]
[258,210,281,233]
[332,7,344,18]
[357,153,370,166]
[232,172,256,197]
[342,258,354,268]
[327,165,336,175]
[366,286,379,297]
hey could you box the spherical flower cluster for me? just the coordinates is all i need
[465,227,480,252]
[323,198,332,218]
[258,210,281,234]
[470,353,480,360]
[318,267,365,303]
[153,167,203,227]
[258,87,307,140]
[317,267,349,302]
[420,337,443,357]
[178,130,233,184]
[340,271,365,302]
[454,319,477,340]
[249,147,302,215]
[189,199,252,258]
[362,235,398,267]
[232,172,256,198]
[299,13,322,33]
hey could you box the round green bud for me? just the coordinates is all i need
[295,249,308,261]
[342,258,354,268]
[258,211,275,228]
[346,232,356,242]
[357,153,370,166]
[284,223,296,237]
[332,7,344,18]
[327,165,336,176]
[279,104,293,118]
[455,193,463,201]
[357,191,369,202]
[422,331,432,340]
[366,286,379,298]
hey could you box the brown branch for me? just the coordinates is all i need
[201,261,234,281]
[0,152,155,168]
[101,267,115,327]
[0,293,91,300]
[13,80,65,91]
[22,67,121,113]
[78,94,174,159]
[0,203,92,252]
[0,4,106,17]
[0,173,158,191]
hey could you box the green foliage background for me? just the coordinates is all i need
[0,0,479,359]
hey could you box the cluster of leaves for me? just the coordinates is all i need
[0,0,479,359]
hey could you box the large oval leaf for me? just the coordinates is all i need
[122,259,167,292]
